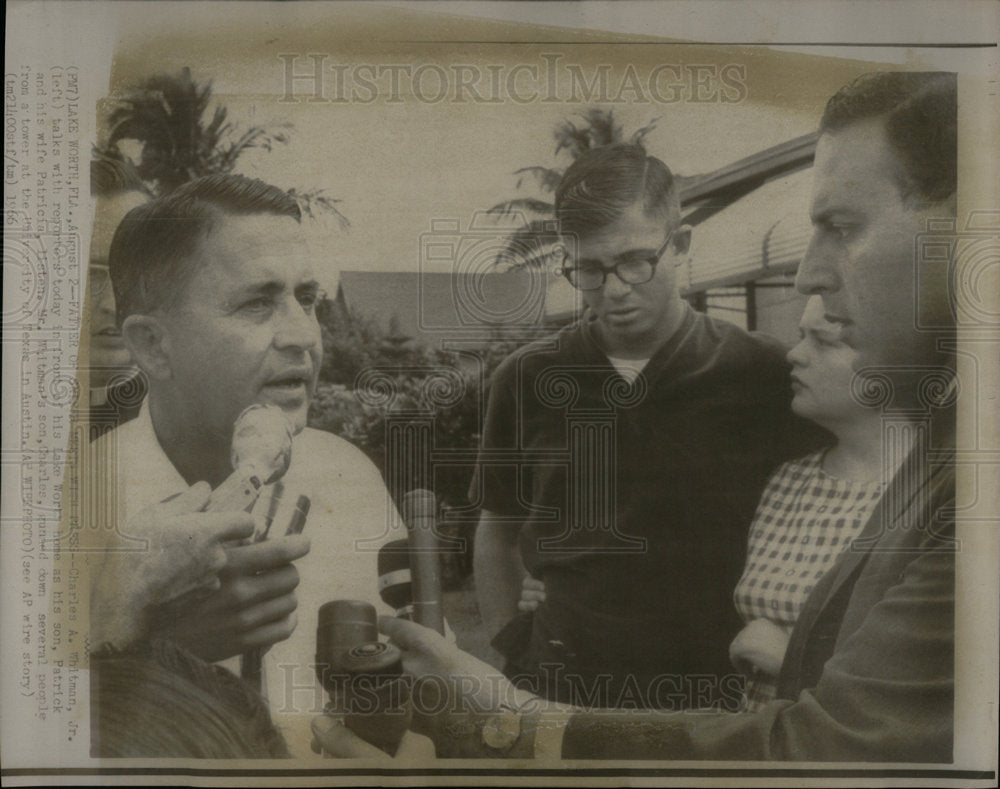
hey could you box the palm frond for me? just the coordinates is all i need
[513,166,564,193]
[492,219,564,270]
[553,118,592,159]
[104,69,301,193]
[287,187,351,230]
[579,108,623,149]
[629,116,660,149]
[486,198,555,218]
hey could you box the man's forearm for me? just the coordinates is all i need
[474,513,525,638]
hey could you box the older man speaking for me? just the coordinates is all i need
[90,174,405,758]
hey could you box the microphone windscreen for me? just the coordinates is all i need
[316,599,378,669]
[402,489,436,533]
[230,404,293,484]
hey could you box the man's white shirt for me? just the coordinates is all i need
[92,401,406,758]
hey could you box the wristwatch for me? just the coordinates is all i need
[481,703,523,753]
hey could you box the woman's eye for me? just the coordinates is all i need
[817,334,845,349]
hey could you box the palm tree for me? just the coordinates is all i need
[103,68,285,193]
[99,67,348,228]
[286,187,350,229]
[489,108,659,267]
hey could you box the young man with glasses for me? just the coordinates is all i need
[473,144,824,709]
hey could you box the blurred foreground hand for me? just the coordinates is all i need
[91,482,255,651]
[729,618,790,679]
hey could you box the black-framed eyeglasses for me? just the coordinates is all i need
[558,230,675,292]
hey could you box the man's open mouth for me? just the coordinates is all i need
[823,312,852,329]
[266,374,311,389]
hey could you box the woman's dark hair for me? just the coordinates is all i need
[820,72,956,204]
[555,143,680,239]
[91,639,290,758]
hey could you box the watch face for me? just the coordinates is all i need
[482,709,521,751]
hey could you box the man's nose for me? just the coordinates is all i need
[795,233,842,295]
[786,340,808,367]
[95,286,116,318]
[602,269,633,299]
[274,300,320,350]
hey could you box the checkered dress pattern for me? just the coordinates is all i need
[732,450,884,710]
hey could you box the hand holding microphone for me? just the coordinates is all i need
[90,482,257,652]
[312,489,445,754]
[148,405,311,664]
[315,600,412,756]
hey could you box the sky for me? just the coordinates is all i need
[102,1,993,280]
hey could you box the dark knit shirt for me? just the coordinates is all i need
[473,306,827,707]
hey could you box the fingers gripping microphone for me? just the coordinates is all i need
[315,600,412,756]
[380,489,444,635]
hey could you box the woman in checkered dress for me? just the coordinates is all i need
[729,296,889,711]
[516,296,892,710]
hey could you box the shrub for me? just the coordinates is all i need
[308,299,547,587]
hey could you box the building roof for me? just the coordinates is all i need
[335,269,559,343]
[680,132,818,226]
[684,166,814,293]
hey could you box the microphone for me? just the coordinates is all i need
[315,600,411,756]
[207,405,296,692]
[251,483,311,542]
[401,489,445,636]
[377,539,415,620]
[206,404,294,513]
[239,487,310,691]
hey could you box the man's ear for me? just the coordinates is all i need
[121,315,172,381]
[670,224,692,256]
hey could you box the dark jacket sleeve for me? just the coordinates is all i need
[561,529,955,762]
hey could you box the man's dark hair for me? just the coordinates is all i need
[555,143,680,239]
[820,71,957,204]
[90,155,150,198]
[92,638,290,758]
[109,173,301,324]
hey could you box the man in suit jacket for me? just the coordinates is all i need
[313,71,959,763]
